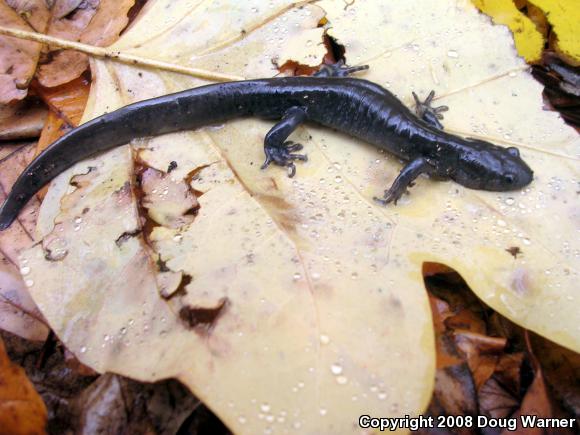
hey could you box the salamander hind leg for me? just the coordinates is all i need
[412,90,449,130]
[261,107,308,177]
[374,157,433,205]
[314,60,369,78]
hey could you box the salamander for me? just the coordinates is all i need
[0,62,533,230]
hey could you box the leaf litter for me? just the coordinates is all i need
[0,0,577,433]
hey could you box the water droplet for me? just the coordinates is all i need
[319,408,327,416]
[336,376,348,385]
[330,363,343,375]
[74,216,82,224]
[447,50,459,58]
[351,272,358,280]
[319,334,330,345]
[238,416,247,424]
[79,346,87,353]
[173,234,183,242]
[20,266,30,275]
[25,279,34,287]
[334,175,343,183]
[378,392,387,400]
[504,197,515,205]
[260,403,271,413]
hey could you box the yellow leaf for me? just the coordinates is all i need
[471,0,544,62]
[16,0,579,433]
[529,0,580,64]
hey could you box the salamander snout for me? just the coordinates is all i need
[452,144,533,192]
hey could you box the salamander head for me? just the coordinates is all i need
[450,141,533,191]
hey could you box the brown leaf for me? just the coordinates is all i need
[429,294,463,369]
[5,0,51,32]
[70,374,199,434]
[32,74,90,126]
[427,363,478,435]
[529,333,580,416]
[454,331,506,390]
[479,353,525,419]
[0,143,39,263]
[0,336,47,435]
[0,257,48,341]
[0,99,47,141]
[0,1,42,103]
[38,0,136,87]
[0,142,47,341]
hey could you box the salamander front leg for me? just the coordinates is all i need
[413,90,448,130]
[374,157,433,205]
[261,106,308,177]
[314,60,369,78]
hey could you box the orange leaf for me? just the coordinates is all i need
[0,337,47,435]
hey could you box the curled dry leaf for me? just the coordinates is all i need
[12,0,580,433]
[0,337,47,435]
[0,1,42,103]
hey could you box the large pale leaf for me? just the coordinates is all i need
[17,0,579,433]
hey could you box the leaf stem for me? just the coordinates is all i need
[0,26,244,82]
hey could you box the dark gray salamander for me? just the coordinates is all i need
[0,64,533,230]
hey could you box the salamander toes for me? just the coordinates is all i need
[373,186,407,206]
[413,90,449,130]
[261,142,308,177]
[314,60,370,78]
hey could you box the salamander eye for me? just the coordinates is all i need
[505,173,515,184]
[506,147,520,157]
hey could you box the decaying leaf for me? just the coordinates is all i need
[0,1,42,103]
[0,336,47,435]
[0,99,47,141]
[0,143,48,342]
[9,0,579,433]
[38,0,136,87]
[5,0,51,33]
[529,333,580,416]
[32,75,90,200]
[0,259,48,342]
